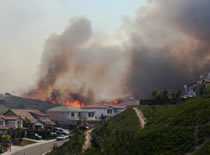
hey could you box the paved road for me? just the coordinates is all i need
[11,140,67,155]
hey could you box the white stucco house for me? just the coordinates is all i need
[47,104,126,126]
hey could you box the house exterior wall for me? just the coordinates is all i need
[48,106,127,125]
[18,120,23,128]
[0,118,23,129]
[5,120,17,128]
[112,107,126,116]
[48,111,81,125]
[5,119,22,128]
[84,107,126,121]
[0,120,5,128]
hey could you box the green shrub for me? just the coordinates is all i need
[49,130,84,155]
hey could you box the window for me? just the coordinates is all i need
[107,109,112,114]
[5,120,16,127]
[0,120,4,126]
[114,109,118,113]
[88,112,95,118]
[71,112,75,117]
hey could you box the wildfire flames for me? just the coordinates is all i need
[25,88,90,108]
[64,100,84,108]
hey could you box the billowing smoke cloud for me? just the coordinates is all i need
[128,0,210,96]
[29,0,210,100]
[29,18,131,101]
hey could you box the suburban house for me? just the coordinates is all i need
[47,106,84,126]
[47,104,126,126]
[183,73,210,98]
[47,98,139,126]
[4,109,55,129]
[0,115,23,134]
[183,82,197,98]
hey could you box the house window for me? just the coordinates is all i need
[107,109,112,114]
[114,109,118,113]
[71,112,75,117]
[5,120,16,127]
[0,120,4,126]
[88,112,95,118]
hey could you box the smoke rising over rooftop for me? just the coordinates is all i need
[28,18,131,101]
[19,0,210,99]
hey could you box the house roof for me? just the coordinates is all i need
[0,115,20,121]
[48,106,85,112]
[24,109,48,117]
[82,104,113,109]
[9,109,38,123]
[4,109,54,125]
[0,105,9,115]
[48,103,126,113]
[40,118,55,126]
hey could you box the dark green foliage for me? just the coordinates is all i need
[0,135,11,143]
[192,141,210,155]
[49,130,84,155]
[85,108,139,155]
[151,89,182,104]
[0,135,11,153]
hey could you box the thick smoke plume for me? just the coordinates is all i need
[28,0,210,100]
[128,0,210,96]
[28,18,131,101]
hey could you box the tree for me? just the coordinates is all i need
[152,90,161,100]
[161,90,169,102]
[175,90,182,99]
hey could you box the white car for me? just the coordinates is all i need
[55,127,70,135]
[56,135,69,141]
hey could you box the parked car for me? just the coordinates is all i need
[56,135,69,141]
[28,133,42,140]
[55,127,70,135]
[50,132,57,136]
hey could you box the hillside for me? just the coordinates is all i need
[48,96,210,155]
[85,97,210,155]
[0,94,58,111]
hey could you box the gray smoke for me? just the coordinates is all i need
[31,0,210,100]
[128,0,210,97]
[32,18,130,101]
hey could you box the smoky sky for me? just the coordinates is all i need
[128,0,210,96]
[28,0,210,100]
[33,18,131,101]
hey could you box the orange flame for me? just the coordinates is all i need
[64,100,84,108]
